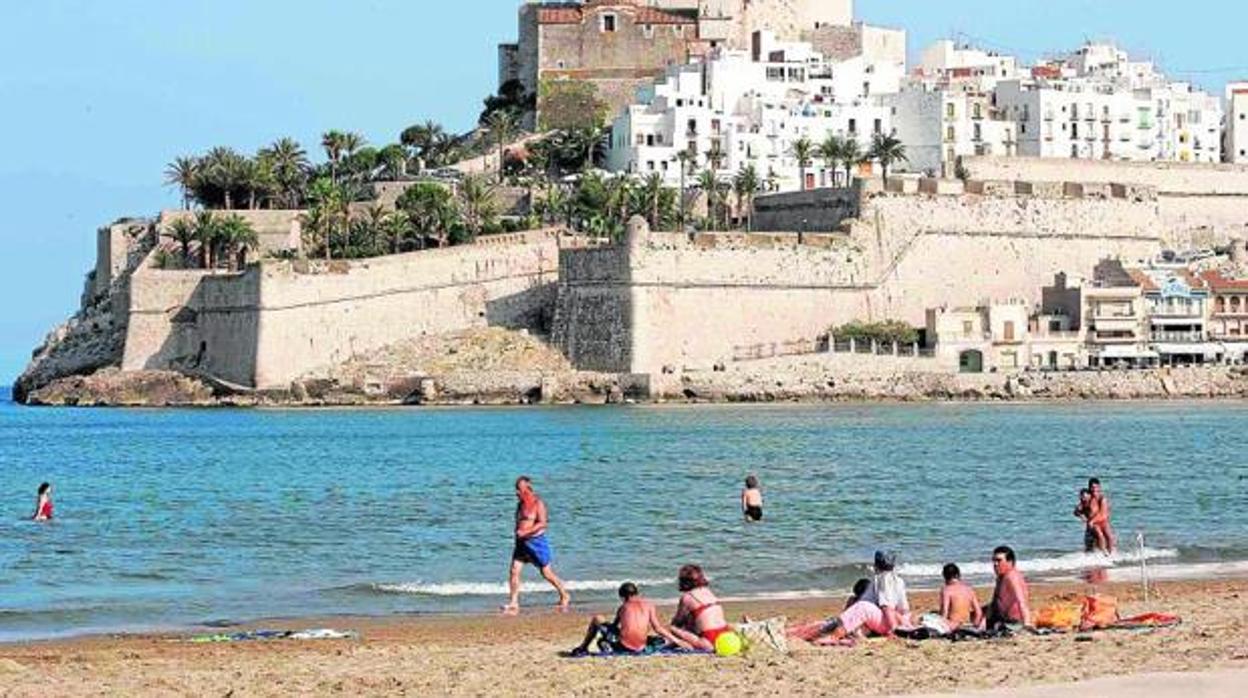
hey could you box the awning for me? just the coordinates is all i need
[1155,343,1223,358]
[1095,345,1159,359]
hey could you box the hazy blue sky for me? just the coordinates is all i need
[2,0,1245,383]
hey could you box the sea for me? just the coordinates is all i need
[1,391,1247,641]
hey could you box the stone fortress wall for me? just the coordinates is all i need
[553,172,1239,375]
[121,230,566,390]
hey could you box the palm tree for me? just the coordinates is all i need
[192,211,220,269]
[321,130,349,183]
[378,144,408,180]
[640,173,664,230]
[573,125,606,172]
[484,110,519,182]
[790,136,815,191]
[676,149,694,230]
[458,174,498,240]
[840,137,864,187]
[166,218,196,266]
[164,156,199,210]
[867,133,908,186]
[400,120,444,172]
[818,134,844,188]
[260,138,309,208]
[216,214,259,270]
[734,164,760,231]
[305,177,345,260]
[397,183,460,248]
[379,210,412,254]
[341,132,366,160]
[200,147,248,209]
[697,169,720,230]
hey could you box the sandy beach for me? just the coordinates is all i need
[1,577,1245,697]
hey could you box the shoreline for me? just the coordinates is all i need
[2,577,1245,696]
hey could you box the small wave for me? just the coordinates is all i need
[369,577,669,597]
[896,547,1179,579]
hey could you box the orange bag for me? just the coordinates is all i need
[1080,594,1119,630]
[1035,604,1081,630]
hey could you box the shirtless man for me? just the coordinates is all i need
[986,545,1032,628]
[570,582,690,655]
[1087,478,1115,555]
[1073,488,1098,552]
[939,563,983,630]
[503,476,570,614]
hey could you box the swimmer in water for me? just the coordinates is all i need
[32,482,53,521]
[741,475,763,522]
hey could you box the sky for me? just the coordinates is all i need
[1,0,1245,384]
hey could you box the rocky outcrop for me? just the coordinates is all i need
[26,369,217,407]
[14,219,155,404]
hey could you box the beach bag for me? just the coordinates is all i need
[1080,594,1119,630]
[1034,604,1081,630]
[735,616,789,654]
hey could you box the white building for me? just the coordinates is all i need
[994,43,1223,163]
[916,40,1021,92]
[1226,82,1248,164]
[887,85,1017,177]
[607,30,900,191]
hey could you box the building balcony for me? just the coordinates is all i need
[1090,334,1141,344]
[1151,331,1205,343]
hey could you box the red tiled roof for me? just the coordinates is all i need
[1200,269,1248,291]
[1127,269,1158,291]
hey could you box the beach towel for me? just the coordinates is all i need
[1079,594,1119,630]
[186,628,358,643]
[1035,603,1082,630]
[562,646,712,659]
[1110,612,1181,629]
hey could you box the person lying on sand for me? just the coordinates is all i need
[668,564,732,651]
[570,582,690,656]
[985,545,1032,628]
[502,476,570,614]
[939,563,983,630]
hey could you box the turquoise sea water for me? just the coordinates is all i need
[1,395,1247,641]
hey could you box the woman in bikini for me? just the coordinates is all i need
[668,564,731,651]
[32,482,53,521]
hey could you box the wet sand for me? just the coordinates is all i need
[1,578,1245,697]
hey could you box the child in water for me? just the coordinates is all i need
[741,475,763,522]
[1073,488,1095,552]
[32,482,53,521]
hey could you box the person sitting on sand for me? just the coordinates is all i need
[1073,488,1097,553]
[668,564,732,651]
[1087,478,1115,555]
[570,582,691,656]
[502,476,570,614]
[985,545,1032,628]
[939,563,983,630]
[32,482,53,521]
[789,578,887,644]
[741,475,763,522]
[862,550,911,632]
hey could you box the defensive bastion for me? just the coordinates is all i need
[17,158,1248,402]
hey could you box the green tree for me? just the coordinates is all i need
[697,169,720,230]
[305,177,346,260]
[397,182,460,248]
[321,130,348,183]
[484,110,520,182]
[840,137,864,187]
[790,137,815,191]
[166,218,197,267]
[164,156,199,210]
[640,173,664,230]
[400,120,445,171]
[378,144,408,180]
[192,210,221,268]
[457,174,498,240]
[216,214,259,270]
[676,149,694,230]
[537,79,607,132]
[379,209,412,253]
[818,134,843,187]
[867,133,908,186]
[259,138,309,208]
[734,164,760,231]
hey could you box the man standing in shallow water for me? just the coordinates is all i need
[503,476,571,614]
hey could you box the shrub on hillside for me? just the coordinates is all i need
[831,320,919,346]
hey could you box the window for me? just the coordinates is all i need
[687,119,697,135]
[601,13,616,33]
[972,103,982,119]
[848,118,857,134]
[962,321,974,336]
[945,126,955,142]
[873,119,882,135]
[642,24,653,38]
[973,123,982,141]
[946,103,955,119]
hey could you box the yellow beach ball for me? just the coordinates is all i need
[714,630,743,657]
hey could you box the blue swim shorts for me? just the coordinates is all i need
[513,534,554,568]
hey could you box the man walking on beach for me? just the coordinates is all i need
[503,476,571,614]
[986,545,1032,628]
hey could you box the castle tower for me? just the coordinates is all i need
[676,0,855,48]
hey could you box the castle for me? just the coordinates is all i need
[498,0,859,120]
